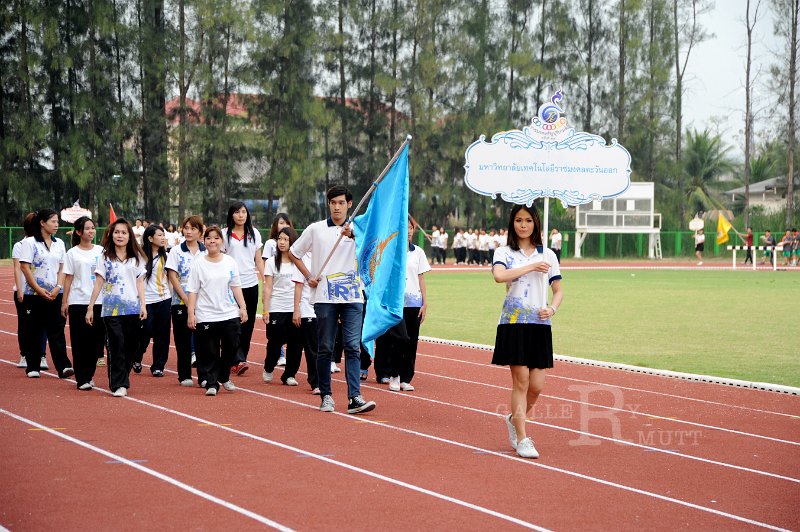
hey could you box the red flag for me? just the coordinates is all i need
[109,204,117,223]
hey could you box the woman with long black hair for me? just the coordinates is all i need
[222,202,263,376]
[19,209,73,379]
[86,218,147,397]
[61,216,105,390]
[133,224,172,377]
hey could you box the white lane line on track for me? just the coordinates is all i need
[0,408,294,531]
[0,363,550,532]
[2,360,791,531]
[417,352,800,419]
[412,369,800,447]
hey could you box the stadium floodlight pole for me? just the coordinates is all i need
[312,134,412,280]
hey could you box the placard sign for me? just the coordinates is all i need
[464,91,631,208]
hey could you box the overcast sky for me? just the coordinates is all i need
[683,0,784,154]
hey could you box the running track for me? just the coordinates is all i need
[0,267,798,530]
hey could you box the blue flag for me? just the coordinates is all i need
[354,144,410,356]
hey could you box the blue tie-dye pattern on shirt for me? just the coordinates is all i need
[100,258,141,317]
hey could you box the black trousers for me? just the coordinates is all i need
[172,305,202,383]
[135,298,171,372]
[14,291,45,360]
[551,248,562,263]
[69,304,105,387]
[234,285,259,363]
[375,307,421,383]
[264,312,302,382]
[298,317,318,389]
[196,318,240,390]
[104,314,141,390]
[455,248,466,264]
[744,249,753,264]
[24,294,71,374]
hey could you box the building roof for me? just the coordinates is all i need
[725,174,800,195]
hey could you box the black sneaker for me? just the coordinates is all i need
[60,367,75,379]
[152,370,164,377]
[347,395,376,414]
[133,362,143,374]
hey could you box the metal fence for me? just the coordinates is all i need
[0,226,758,261]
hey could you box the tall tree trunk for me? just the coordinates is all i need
[743,0,761,227]
[585,0,594,131]
[786,0,798,226]
[338,0,349,187]
[673,0,682,164]
[647,0,656,182]
[617,0,626,141]
[389,0,398,150]
[215,23,232,223]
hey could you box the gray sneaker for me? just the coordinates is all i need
[320,395,335,412]
[222,380,236,392]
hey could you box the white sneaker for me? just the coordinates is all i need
[330,362,341,373]
[222,380,236,392]
[388,376,401,391]
[697,261,703,266]
[276,356,286,367]
[112,387,127,397]
[16,356,26,368]
[515,437,539,459]
[89,380,95,387]
[199,380,207,388]
[190,353,196,366]
[311,387,321,395]
[205,387,217,396]
[284,377,299,386]
[78,382,93,391]
[40,357,49,370]
[400,382,415,391]
[27,371,40,378]
[505,414,518,450]
[179,379,194,387]
[262,370,273,383]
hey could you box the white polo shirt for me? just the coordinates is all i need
[264,257,297,313]
[165,241,207,306]
[221,227,262,289]
[262,238,277,260]
[187,254,242,323]
[19,236,66,295]
[63,245,104,305]
[290,217,363,304]
[405,245,431,307]
[492,245,561,326]
[291,254,316,319]
[12,241,27,294]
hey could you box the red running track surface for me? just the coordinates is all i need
[0,276,798,530]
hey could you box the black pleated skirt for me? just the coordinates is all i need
[492,323,553,369]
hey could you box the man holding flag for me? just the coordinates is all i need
[290,185,377,414]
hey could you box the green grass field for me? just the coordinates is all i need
[420,270,800,387]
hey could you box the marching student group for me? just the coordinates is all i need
[12,185,563,459]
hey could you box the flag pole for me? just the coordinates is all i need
[312,134,412,279]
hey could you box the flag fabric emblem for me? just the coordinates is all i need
[717,212,732,245]
[354,144,410,356]
[109,204,117,223]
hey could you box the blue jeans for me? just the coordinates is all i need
[315,302,363,398]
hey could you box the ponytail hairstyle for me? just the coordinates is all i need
[33,209,58,243]
[225,201,255,247]
[22,212,37,238]
[101,218,143,266]
[274,227,298,272]
[269,213,293,240]
[506,204,543,251]
[142,224,167,281]
[72,216,96,247]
